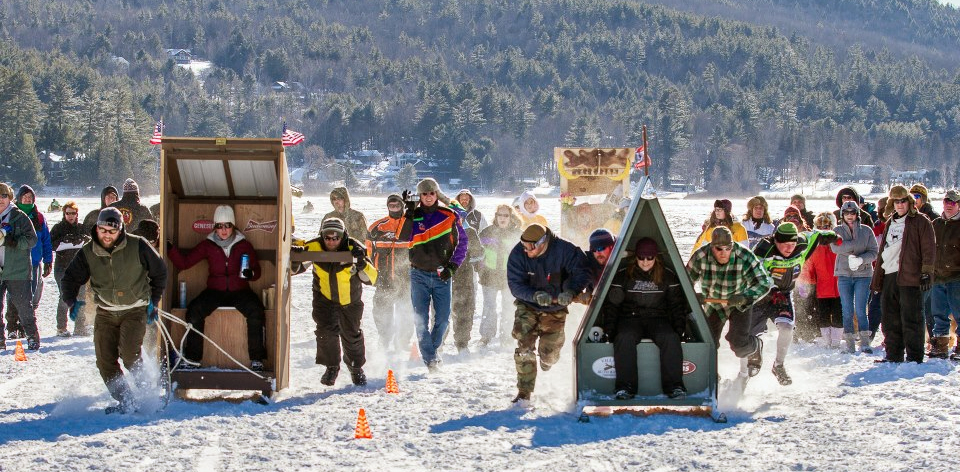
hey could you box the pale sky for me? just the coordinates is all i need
[942,0,960,7]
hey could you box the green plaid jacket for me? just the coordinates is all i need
[686,243,773,320]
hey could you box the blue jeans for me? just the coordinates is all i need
[931,280,960,337]
[410,268,452,364]
[837,276,871,334]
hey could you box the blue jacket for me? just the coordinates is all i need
[23,207,52,267]
[507,230,590,313]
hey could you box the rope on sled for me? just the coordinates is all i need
[157,309,265,380]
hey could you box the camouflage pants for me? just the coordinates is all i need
[512,302,567,394]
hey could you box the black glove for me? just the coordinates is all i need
[728,294,749,310]
[438,264,456,281]
[673,315,688,337]
[166,240,174,251]
[291,245,306,253]
[920,273,932,292]
[351,244,367,260]
[533,291,552,306]
[241,268,254,279]
[355,259,367,271]
[556,290,576,306]
[401,190,417,213]
[817,231,840,245]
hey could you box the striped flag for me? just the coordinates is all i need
[281,122,304,147]
[149,119,163,145]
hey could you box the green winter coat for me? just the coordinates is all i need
[0,206,39,281]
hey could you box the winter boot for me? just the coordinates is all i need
[511,390,531,403]
[951,345,960,361]
[615,389,635,400]
[56,329,72,337]
[830,328,845,349]
[320,366,340,386]
[843,333,857,353]
[746,338,763,377]
[927,336,950,359]
[771,363,792,386]
[427,358,442,373]
[349,367,367,386]
[667,387,687,399]
[858,331,873,354]
[250,360,264,372]
[818,328,833,348]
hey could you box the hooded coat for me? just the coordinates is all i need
[455,189,488,232]
[110,186,154,231]
[833,187,875,227]
[323,187,369,241]
[15,186,52,269]
[82,186,119,233]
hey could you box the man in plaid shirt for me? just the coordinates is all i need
[687,226,773,380]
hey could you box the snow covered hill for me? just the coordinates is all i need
[0,195,956,471]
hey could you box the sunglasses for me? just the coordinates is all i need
[323,235,342,241]
[913,194,923,199]
[97,226,119,235]
[592,246,610,253]
[893,197,912,204]
[637,255,656,261]
[0,194,9,199]
[944,199,959,205]
[521,234,548,250]
[214,223,234,229]
[712,245,733,252]
[387,202,403,208]
[64,211,78,216]
[420,191,436,196]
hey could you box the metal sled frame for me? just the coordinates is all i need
[572,175,725,422]
[158,137,294,400]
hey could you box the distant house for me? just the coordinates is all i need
[891,169,929,185]
[38,151,67,183]
[164,49,192,64]
[111,56,130,68]
[354,150,383,165]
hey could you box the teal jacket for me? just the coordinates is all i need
[0,206,39,281]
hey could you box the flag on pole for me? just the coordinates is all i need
[634,144,651,170]
[281,122,305,147]
[149,119,163,145]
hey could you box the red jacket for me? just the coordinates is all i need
[169,235,261,292]
[801,245,839,299]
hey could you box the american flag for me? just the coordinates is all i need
[149,119,163,145]
[281,122,305,147]
[634,145,651,170]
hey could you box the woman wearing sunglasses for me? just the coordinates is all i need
[477,205,522,348]
[599,238,688,400]
[167,205,267,372]
[50,201,91,336]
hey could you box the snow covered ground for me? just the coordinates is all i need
[1,194,957,472]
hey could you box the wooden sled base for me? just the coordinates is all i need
[171,369,276,401]
[578,405,727,423]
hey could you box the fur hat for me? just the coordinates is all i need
[790,194,806,204]
[710,226,733,247]
[775,222,800,243]
[416,178,450,205]
[122,178,139,195]
[883,185,915,218]
[634,237,659,258]
[713,199,732,214]
[320,217,345,236]
[15,184,35,202]
[520,223,547,244]
[213,205,235,225]
[814,211,837,228]
[746,196,768,212]
[588,229,615,252]
[909,183,929,204]
[133,219,160,242]
[96,207,124,230]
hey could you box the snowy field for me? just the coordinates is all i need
[1,193,957,472]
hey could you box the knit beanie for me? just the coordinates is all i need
[123,178,140,195]
[213,205,235,225]
[588,229,616,252]
[774,222,799,243]
[320,217,345,236]
[520,223,547,244]
[634,237,659,258]
[97,207,124,230]
[710,226,733,247]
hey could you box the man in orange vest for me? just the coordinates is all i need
[366,194,413,353]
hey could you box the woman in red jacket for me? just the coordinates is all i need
[168,205,266,371]
[801,212,843,348]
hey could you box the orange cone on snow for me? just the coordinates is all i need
[385,370,399,394]
[354,408,373,439]
[409,343,420,361]
[14,341,27,362]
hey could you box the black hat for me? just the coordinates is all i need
[97,207,124,230]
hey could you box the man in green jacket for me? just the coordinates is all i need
[0,182,40,351]
[61,208,167,414]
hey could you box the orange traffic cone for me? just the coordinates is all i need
[385,370,399,394]
[14,341,27,362]
[354,408,372,439]
[409,343,420,361]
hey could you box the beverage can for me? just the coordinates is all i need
[179,281,187,308]
[437,265,444,277]
[240,254,250,278]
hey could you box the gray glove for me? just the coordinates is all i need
[556,290,576,306]
[533,291,552,307]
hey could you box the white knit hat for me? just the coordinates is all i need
[213,205,235,225]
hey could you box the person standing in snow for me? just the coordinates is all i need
[599,238,688,400]
[928,189,960,359]
[60,208,167,414]
[743,196,775,249]
[832,187,875,228]
[789,194,817,230]
[82,185,119,234]
[323,187,368,242]
[294,217,377,386]
[477,205,522,348]
[798,212,843,348]
[398,178,467,372]
[686,226,772,385]
[507,223,590,403]
[829,201,879,353]
[110,179,154,231]
[456,189,488,232]
[585,228,617,292]
[167,205,267,372]
[691,199,748,253]
[516,191,549,229]
[50,201,91,336]
[365,194,413,353]
[4,185,53,339]
[0,182,40,351]
[909,183,939,221]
